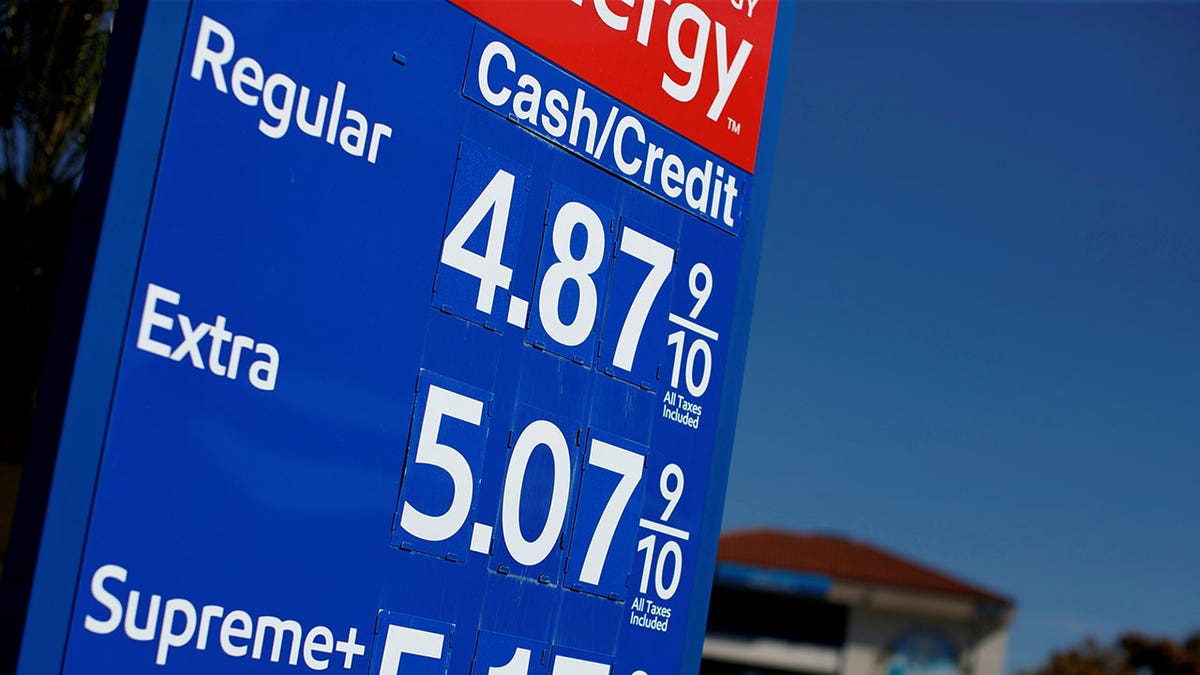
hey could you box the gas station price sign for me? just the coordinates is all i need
[14,2,793,674]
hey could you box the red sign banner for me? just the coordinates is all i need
[451,0,779,172]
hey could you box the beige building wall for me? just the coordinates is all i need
[969,622,1009,675]
[841,606,1009,675]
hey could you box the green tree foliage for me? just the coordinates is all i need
[0,0,115,460]
[1025,632,1200,675]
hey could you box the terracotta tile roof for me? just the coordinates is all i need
[717,529,1011,606]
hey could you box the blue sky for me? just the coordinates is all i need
[724,2,1199,670]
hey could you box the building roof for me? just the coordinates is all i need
[717,529,1011,607]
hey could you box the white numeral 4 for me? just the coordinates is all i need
[442,168,516,314]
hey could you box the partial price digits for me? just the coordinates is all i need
[373,617,652,675]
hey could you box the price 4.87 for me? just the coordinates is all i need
[434,141,676,381]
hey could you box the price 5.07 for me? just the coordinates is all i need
[392,374,651,597]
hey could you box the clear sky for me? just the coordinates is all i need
[724,2,1200,670]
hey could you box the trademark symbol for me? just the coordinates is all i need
[726,117,741,134]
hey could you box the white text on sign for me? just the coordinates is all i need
[83,564,366,669]
[469,33,746,231]
[190,16,393,164]
[136,283,280,391]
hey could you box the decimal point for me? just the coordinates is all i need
[507,297,529,327]
[470,522,494,554]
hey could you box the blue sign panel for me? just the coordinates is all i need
[16,2,795,675]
